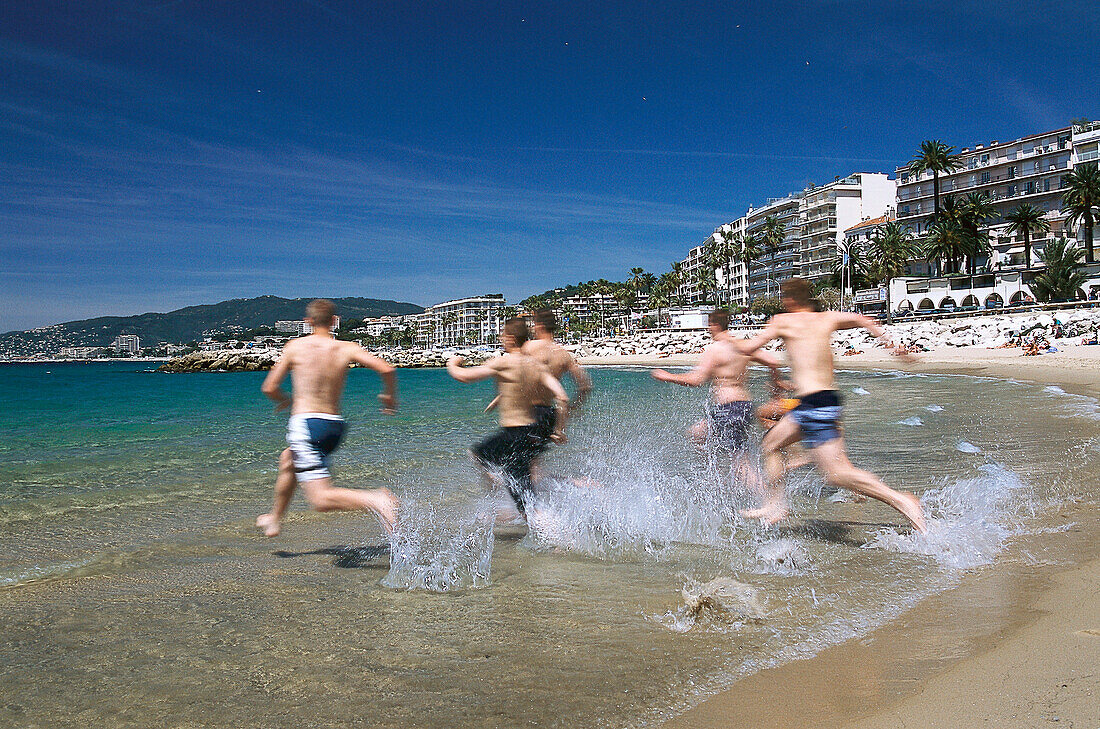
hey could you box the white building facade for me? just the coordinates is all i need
[798,173,896,284]
[416,295,506,348]
[111,334,140,354]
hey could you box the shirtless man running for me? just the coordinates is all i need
[734,278,927,533]
[523,309,592,449]
[255,299,399,537]
[447,317,570,517]
[651,309,781,494]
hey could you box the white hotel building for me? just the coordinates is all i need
[415,295,507,348]
[889,121,1100,311]
[690,172,895,308]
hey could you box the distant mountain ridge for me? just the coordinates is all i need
[1,295,425,351]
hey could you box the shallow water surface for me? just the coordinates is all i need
[1,362,1097,728]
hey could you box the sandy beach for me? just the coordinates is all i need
[610,343,1100,729]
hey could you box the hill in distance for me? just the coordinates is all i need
[3,295,425,350]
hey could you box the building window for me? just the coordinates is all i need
[902,205,910,215]
[1044,178,1051,192]
[980,153,990,164]
[1025,181,1035,194]
[1007,165,1017,179]
[1007,184,1017,196]
[980,171,990,183]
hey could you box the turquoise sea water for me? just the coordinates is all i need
[1,361,1098,728]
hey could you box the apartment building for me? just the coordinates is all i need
[798,173,896,284]
[893,124,1098,269]
[415,295,506,348]
[111,334,140,354]
[744,192,804,300]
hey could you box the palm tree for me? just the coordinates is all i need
[737,233,764,306]
[1061,161,1100,263]
[958,191,997,274]
[627,267,648,293]
[1031,239,1088,302]
[909,139,963,219]
[693,266,718,305]
[867,222,921,321]
[649,285,670,328]
[759,215,786,297]
[667,262,685,306]
[1004,202,1050,270]
[923,219,968,276]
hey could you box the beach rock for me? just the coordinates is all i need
[682,577,766,623]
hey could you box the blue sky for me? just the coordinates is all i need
[2,0,1097,331]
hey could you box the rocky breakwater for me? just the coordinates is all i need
[158,346,498,373]
[157,349,280,373]
[832,308,1100,353]
[566,331,712,358]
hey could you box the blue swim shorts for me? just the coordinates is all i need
[788,390,843,448]
[287,413,346,482]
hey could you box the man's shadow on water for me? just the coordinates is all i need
[274,544,391,569]
[775,518,911,548]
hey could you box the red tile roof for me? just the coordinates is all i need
[844,215,889,234]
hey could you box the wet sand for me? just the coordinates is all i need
[585,345,1100,729]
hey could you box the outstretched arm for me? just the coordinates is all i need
[541,371,571,441]
[733,321,780,357]
[261,350,293,411]
[350,346,398,414]
[833,312,913,360]
[651,348,716,387]
[567,359,593,411]
[447,355,499,383]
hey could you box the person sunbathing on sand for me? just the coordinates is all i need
[255,299,399,538]
[733,278,928,534]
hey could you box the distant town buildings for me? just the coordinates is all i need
[274,315,339,336]
[59,346,105,358]
[415,295,506,348]
[111,334,140,354]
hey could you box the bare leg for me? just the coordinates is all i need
[300,478,399,534]
[731,451,766,501]
[688,419,708,453]
[256,448,297,537]
[811,438,927,533]
[741,414,801,526]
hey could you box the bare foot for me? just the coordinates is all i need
[740,502,790,527]
[255,513,281,537]
[895,491,927,534]
[371,488,399,535]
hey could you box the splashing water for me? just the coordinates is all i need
[868,464,1031,569]
[956,441,982,454]
[898,416,924,427]
[925,404,944,413]
[382,497,496,591]
[852,386,870,395]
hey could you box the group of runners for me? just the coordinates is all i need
[254,276,927,541]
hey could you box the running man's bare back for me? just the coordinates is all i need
[265,334,396,416]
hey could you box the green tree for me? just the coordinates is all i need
[923,218,969,276]
[649,284,670,328]
[693,266,718,305]
[737,233,764,305]
[1004,202,1050,271]
[758,215,786,297]
[958,191,997,274]
[908,139,963,219]
[1061,161,1100,263]
[1031,238,1089,302]
[866,222,921,320]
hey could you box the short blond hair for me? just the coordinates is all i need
[306,299,336,327]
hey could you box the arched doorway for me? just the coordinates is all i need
[985,293,1003,308]
[917,298,934,311]
[939,297,957,309]
[1009,291,1027,305]
[897,299,913,311]
[962,295,979,308]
